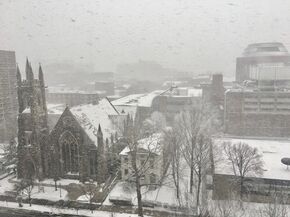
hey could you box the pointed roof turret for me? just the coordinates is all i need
[16,64,22,85]
[25,58,30,80]
[29,62,34,81]
[25,58,34,81]
[38,63,44,86]
[97,124,103,137]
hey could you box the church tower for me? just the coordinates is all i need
[97,124,107,183]
[17,59,49,180]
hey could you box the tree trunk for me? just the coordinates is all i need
[90,200,93,213]
[136,176,143,217]
[131,145,143,217]
[29,194,31,207]
[54,180,57,191]
[196,171,202,212]
[172,155,180,203]
[190,137,195,194]
[240,177,244,199]
[190,163,194,194]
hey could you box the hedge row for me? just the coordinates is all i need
[0,194,101,210]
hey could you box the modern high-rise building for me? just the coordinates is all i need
[236,42,290,85]
[0,50,18,141]
[225,42,290,137]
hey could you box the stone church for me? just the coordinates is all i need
[17,59,50,180]
[17,59,122,182]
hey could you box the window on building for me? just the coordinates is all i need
[124,157,128,163]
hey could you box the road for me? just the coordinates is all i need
[0,207,87,217]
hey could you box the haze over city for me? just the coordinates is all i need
[3,1,290,216]
[1,0,290,75]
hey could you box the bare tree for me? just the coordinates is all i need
[80,179,96,213]
[17,178,34,206]
[2,137,17,171]
[255,191,288,217]
[194,135,211,211]
[223,142,264,198]
[175,103,218,195]
[142,111,166,137]
[207,199,245,217]
[122,115,166,217]
[164,126,183,206]
[174,102,219,215]
[257,202,288,217]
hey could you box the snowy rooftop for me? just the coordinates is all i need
[22,107,31,114]
[214,137,290,181]
[120,133,163,156]
[48,87,99,94]
[22,104,66,115]
[70,98,119,145]
[47,103,66,115]
[112,91,164,108]
[112,88,201,109]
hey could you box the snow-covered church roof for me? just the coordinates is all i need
[120,133,163,156]
[70,98,119,145]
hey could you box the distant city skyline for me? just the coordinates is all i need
[1,0,290,76]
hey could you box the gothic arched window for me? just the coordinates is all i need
[59,130,80,174]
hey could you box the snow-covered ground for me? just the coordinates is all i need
[105,159,192,209]
[104,181,182,207]
[0,175,15,194]
[0,201,151,217]
[0,175,68,201]
[29,186,68,201]
[10,177,81,186]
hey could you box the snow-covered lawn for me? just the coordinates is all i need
[29,186,68,201]
[10,177,81,186]
[104,175,190,208]
[38,178,81,186]
[0,201,151,217]
[105,155,196,210]
[0,174,16,194]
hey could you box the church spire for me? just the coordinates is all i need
[38,63,44,86]
[25,58,30,80]
[97,124,103,137]
[25,58,34,81]
[16,64,22,86]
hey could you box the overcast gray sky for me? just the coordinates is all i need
[1,0,290,76]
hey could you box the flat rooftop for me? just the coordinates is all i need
[214,137,290,181]
[243,42,289,57]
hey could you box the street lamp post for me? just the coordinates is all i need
[59,183,62,198]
